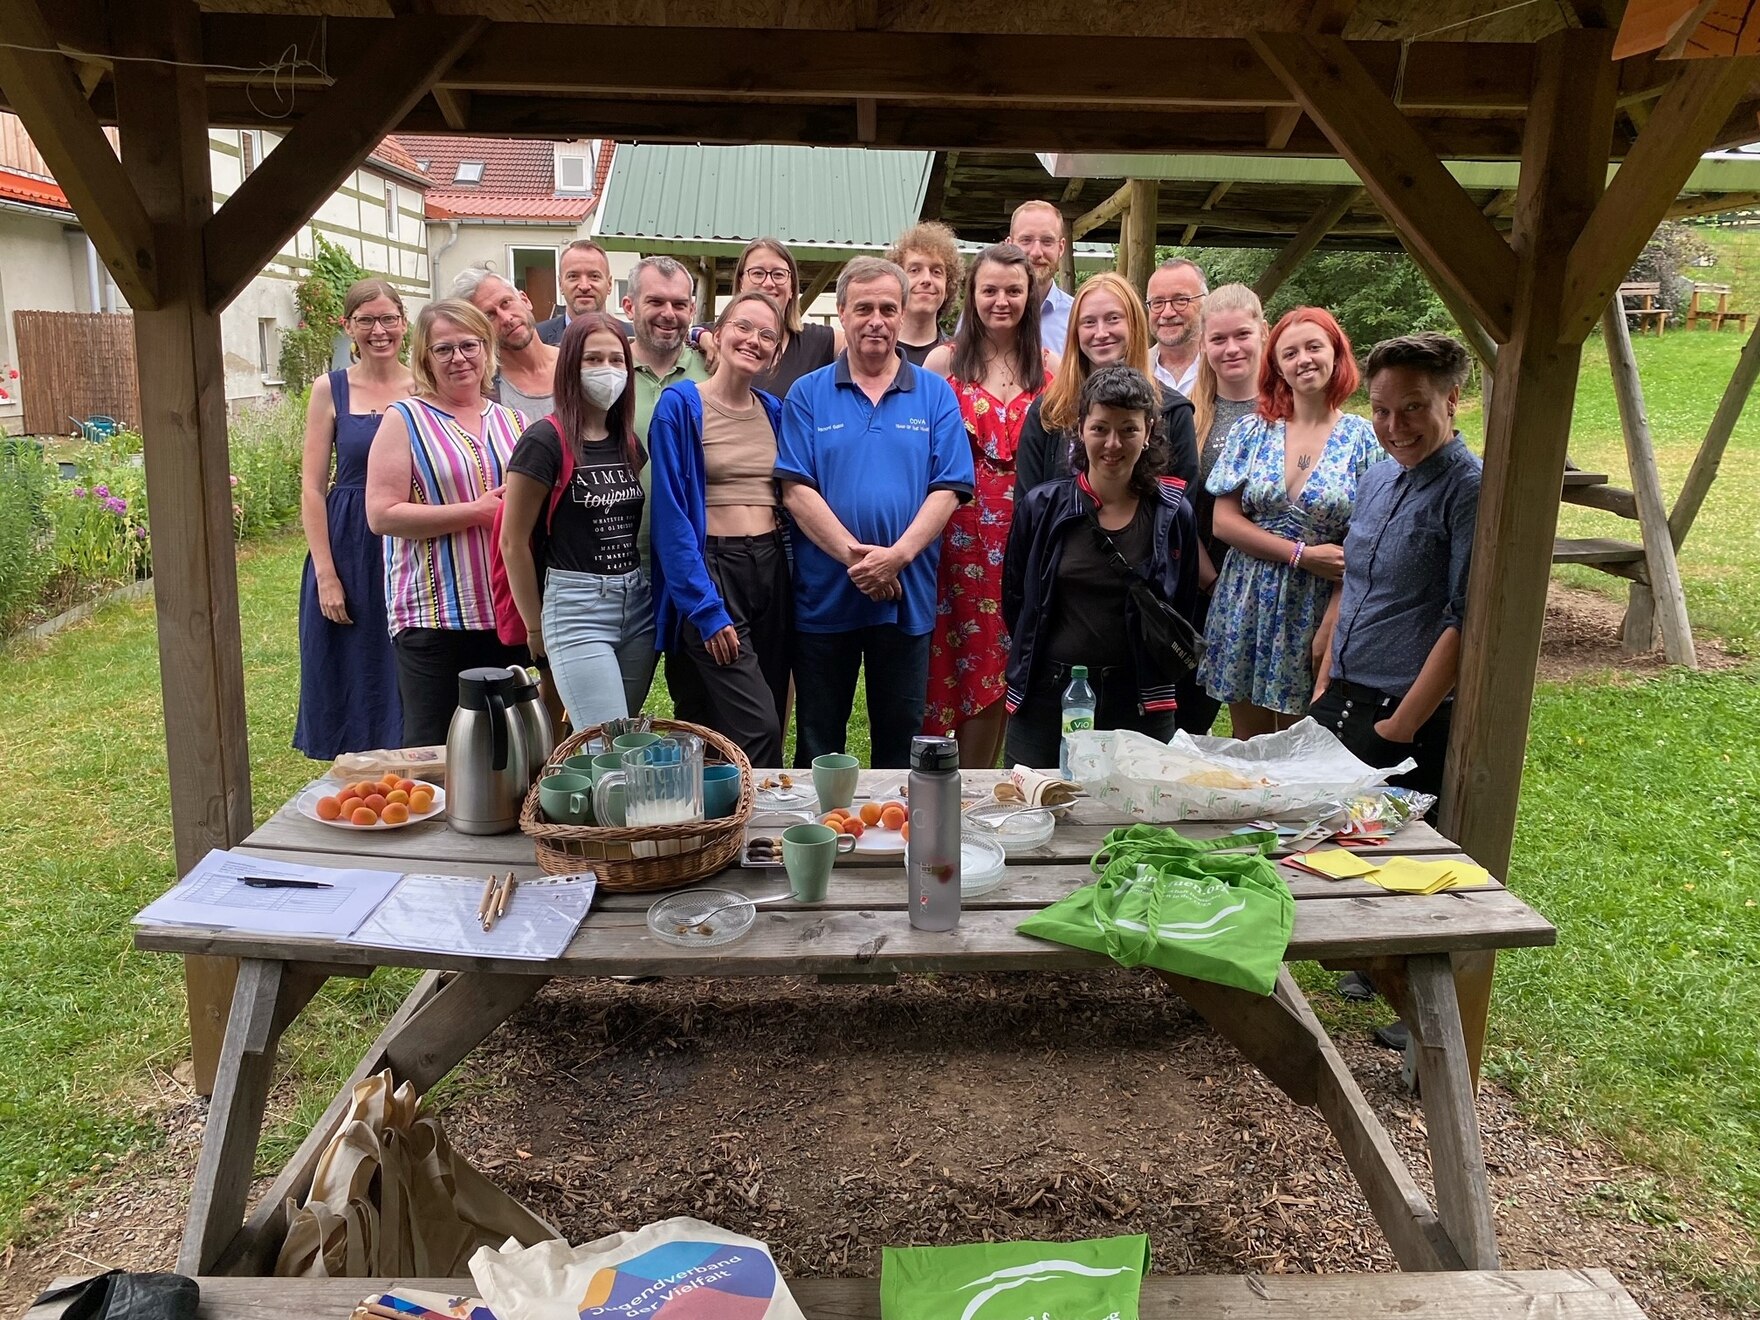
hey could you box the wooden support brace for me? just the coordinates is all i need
[0,0,159,308]
[1252,185,1362,301]
[205,16,485,311]
[1251,32,1517,342]
[1072,180,1133,240]
[798,264,838,312]
[1670,314,1760,547]
[432,86,472,131]
[381,971,549,1092]
[1154,969,1320,1105]
[1600,298,1697,664]
[178,960,327,1275]
[1406,954,1500,1269]
[1560,52,1760,341]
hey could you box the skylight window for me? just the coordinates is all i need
[453,161,484,184]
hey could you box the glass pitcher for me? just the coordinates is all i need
[595,734,704,855]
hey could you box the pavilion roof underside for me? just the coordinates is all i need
[18,4,1760,162]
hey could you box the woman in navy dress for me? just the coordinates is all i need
[294,279,414,758]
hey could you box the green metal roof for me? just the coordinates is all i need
[593,144,934,257]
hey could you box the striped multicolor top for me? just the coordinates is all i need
[383,397,527,635]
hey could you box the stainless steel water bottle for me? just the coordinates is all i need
[907,735,961,931]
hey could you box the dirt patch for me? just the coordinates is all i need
[6,973,1754,1320]
[1538,582,1742,684]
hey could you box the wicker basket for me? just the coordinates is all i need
[519,718,754,891]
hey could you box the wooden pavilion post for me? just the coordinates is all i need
[1123,178,1158,298]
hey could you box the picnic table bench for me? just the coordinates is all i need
[25,1268,1652,1320]
[1687,281,1749,332]
[134,770,1556,1285]
[1616,281,1668,335]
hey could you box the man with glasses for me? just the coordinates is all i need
[537,239,625,344]
[452,265,559,418]
[1007,199,1074,357]
[1147,259,1208,398]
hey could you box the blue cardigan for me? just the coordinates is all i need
[647,378,786,649]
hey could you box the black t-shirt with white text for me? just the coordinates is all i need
[507,418,647,576]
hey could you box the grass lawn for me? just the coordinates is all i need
[2,305,1758,1277]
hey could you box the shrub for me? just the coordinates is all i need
[0,444,58,631]
[1626,220,1715,326]
[278,235,369,392]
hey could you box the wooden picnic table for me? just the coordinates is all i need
[134,770,1555,1284]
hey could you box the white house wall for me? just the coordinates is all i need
[429,221,636,314]
[0,211,84,427]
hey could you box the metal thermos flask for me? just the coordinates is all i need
[906,735,961,931]
[444,667,530,834]
[505,665,554,780]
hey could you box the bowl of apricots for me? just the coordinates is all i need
[820,799,910,856]
[297,773,446,830]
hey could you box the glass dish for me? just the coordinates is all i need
[646,887,757,948]
[959,833,1009,896]
[965,802,1056,854]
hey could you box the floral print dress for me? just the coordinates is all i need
[1201,411,1383,715]
[923,376,1046,734]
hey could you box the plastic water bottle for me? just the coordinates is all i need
[907,735,961,931]
[1060,665,1095,780]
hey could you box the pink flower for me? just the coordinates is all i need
[229,474,239,488]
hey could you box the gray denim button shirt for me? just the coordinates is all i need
[1329,435,1481,699]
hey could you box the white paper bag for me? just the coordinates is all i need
[470,1216,805,1320]
[1067,718,1415,822]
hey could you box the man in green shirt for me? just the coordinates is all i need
[623,255,709,567]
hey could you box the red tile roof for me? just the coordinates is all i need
[396,135,561,194]
[424,192,596,221]
[371,135,428,182]
[0,166,68,212]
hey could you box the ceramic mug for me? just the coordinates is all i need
[589,751,625,784]
[811,752,860,810]
[781,822,855,901]
[539,771,594,825]
[612,731,662,756]
[703,763,742,819]
[560,754,599,776]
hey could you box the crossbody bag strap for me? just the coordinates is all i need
[1083,503,1149,586]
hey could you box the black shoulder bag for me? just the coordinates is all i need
[1083,504,1201,683]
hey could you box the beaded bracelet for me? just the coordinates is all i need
[1290,541,1305,568]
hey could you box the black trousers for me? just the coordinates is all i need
[391,626,528,747]
[1309,680,1452,806]
[664,532,792,768]
[792,626,931,769]
[1004,660,1177,771]
[1174,590,1222,735]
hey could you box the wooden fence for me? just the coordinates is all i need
[14,310,139,436]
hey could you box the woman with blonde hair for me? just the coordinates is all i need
[294,278,413,758]
[1013,272,1198,501]
[365,298,530,744]
[1176,283,1268,733]
[887,219,962,366]
[729,237,845,396]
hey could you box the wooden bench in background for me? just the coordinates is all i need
[23,1269,1654,1320]
[1616,281,1669,336]
[1687,281,1749,332]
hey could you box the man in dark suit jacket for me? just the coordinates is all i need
[537,238,624,343]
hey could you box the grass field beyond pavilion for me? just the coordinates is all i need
[0,298,1757,1301]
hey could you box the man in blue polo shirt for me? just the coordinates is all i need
[776,256,974,768]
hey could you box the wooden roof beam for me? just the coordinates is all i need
[204,16,484,312]
[1251,31,1518,342]
[1559,51,1760,342]
[1182,180,1233,244]
[1071,181,1132,239]
[1252,185,1363,299]
[1266,0,1357,149]
[0,0,158,308]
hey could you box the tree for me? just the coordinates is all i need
[277,235,370,391]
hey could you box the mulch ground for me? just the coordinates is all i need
[5,973,1755,1320]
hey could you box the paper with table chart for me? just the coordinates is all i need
[346,871,598,960]
[132,848,403,937]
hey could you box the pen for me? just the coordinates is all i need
[241,876,335,889]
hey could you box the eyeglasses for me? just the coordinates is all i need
[429,338,485,363]
[350,314,403,330]
[1147,294,1206,314]
[745,267,792,287]
[726,317,780,347]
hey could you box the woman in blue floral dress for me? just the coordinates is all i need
[1202,307,1382,737]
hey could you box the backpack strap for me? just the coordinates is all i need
[542,412,570,533]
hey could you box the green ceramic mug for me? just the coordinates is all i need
[589,751,625,784]
[811,752,860,810]
[612,731,662,756]
[782,822,856,902]
[560,754,599,776]
[538,771,594,825]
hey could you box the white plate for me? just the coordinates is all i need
[296,778,446,831]
[851,825,907,857]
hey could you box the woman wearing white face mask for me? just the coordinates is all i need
[500,313,656,726]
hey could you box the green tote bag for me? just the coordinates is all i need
[880,1233,1150,1319]
[1017,826,1294,995]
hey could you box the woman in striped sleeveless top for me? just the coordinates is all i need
[366,299,530,745]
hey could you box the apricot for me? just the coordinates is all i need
[315,795,343,821]
[900,822,910,841]
[879,804,907,832]
[381,802,410,824]
[381,772,401,787]
[409,789,434,813]
[859,802,882,826]
[839,816,864,838]
[350,806,379,826]
[820,810,847,827]
[396,778,418,794]
[385,788,410,806]
[363,793,388,812]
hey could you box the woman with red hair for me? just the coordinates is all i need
[1201,307,1382,737]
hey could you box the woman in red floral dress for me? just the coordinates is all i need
[922,243,1054,766]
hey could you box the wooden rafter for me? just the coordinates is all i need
[204,17,484,311]
[1251,32,1519,342]
[1182,180,1233,244]
[1071,180,1132,239]
[1559,51,1760,340]
[1265,0,1358,148]
[1251,185,1363,300]
[0,0,159,308]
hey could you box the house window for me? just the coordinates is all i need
[453,160,484,184]
[258,318,281,380]
[555,143,594,194]
[385,181,398,237]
